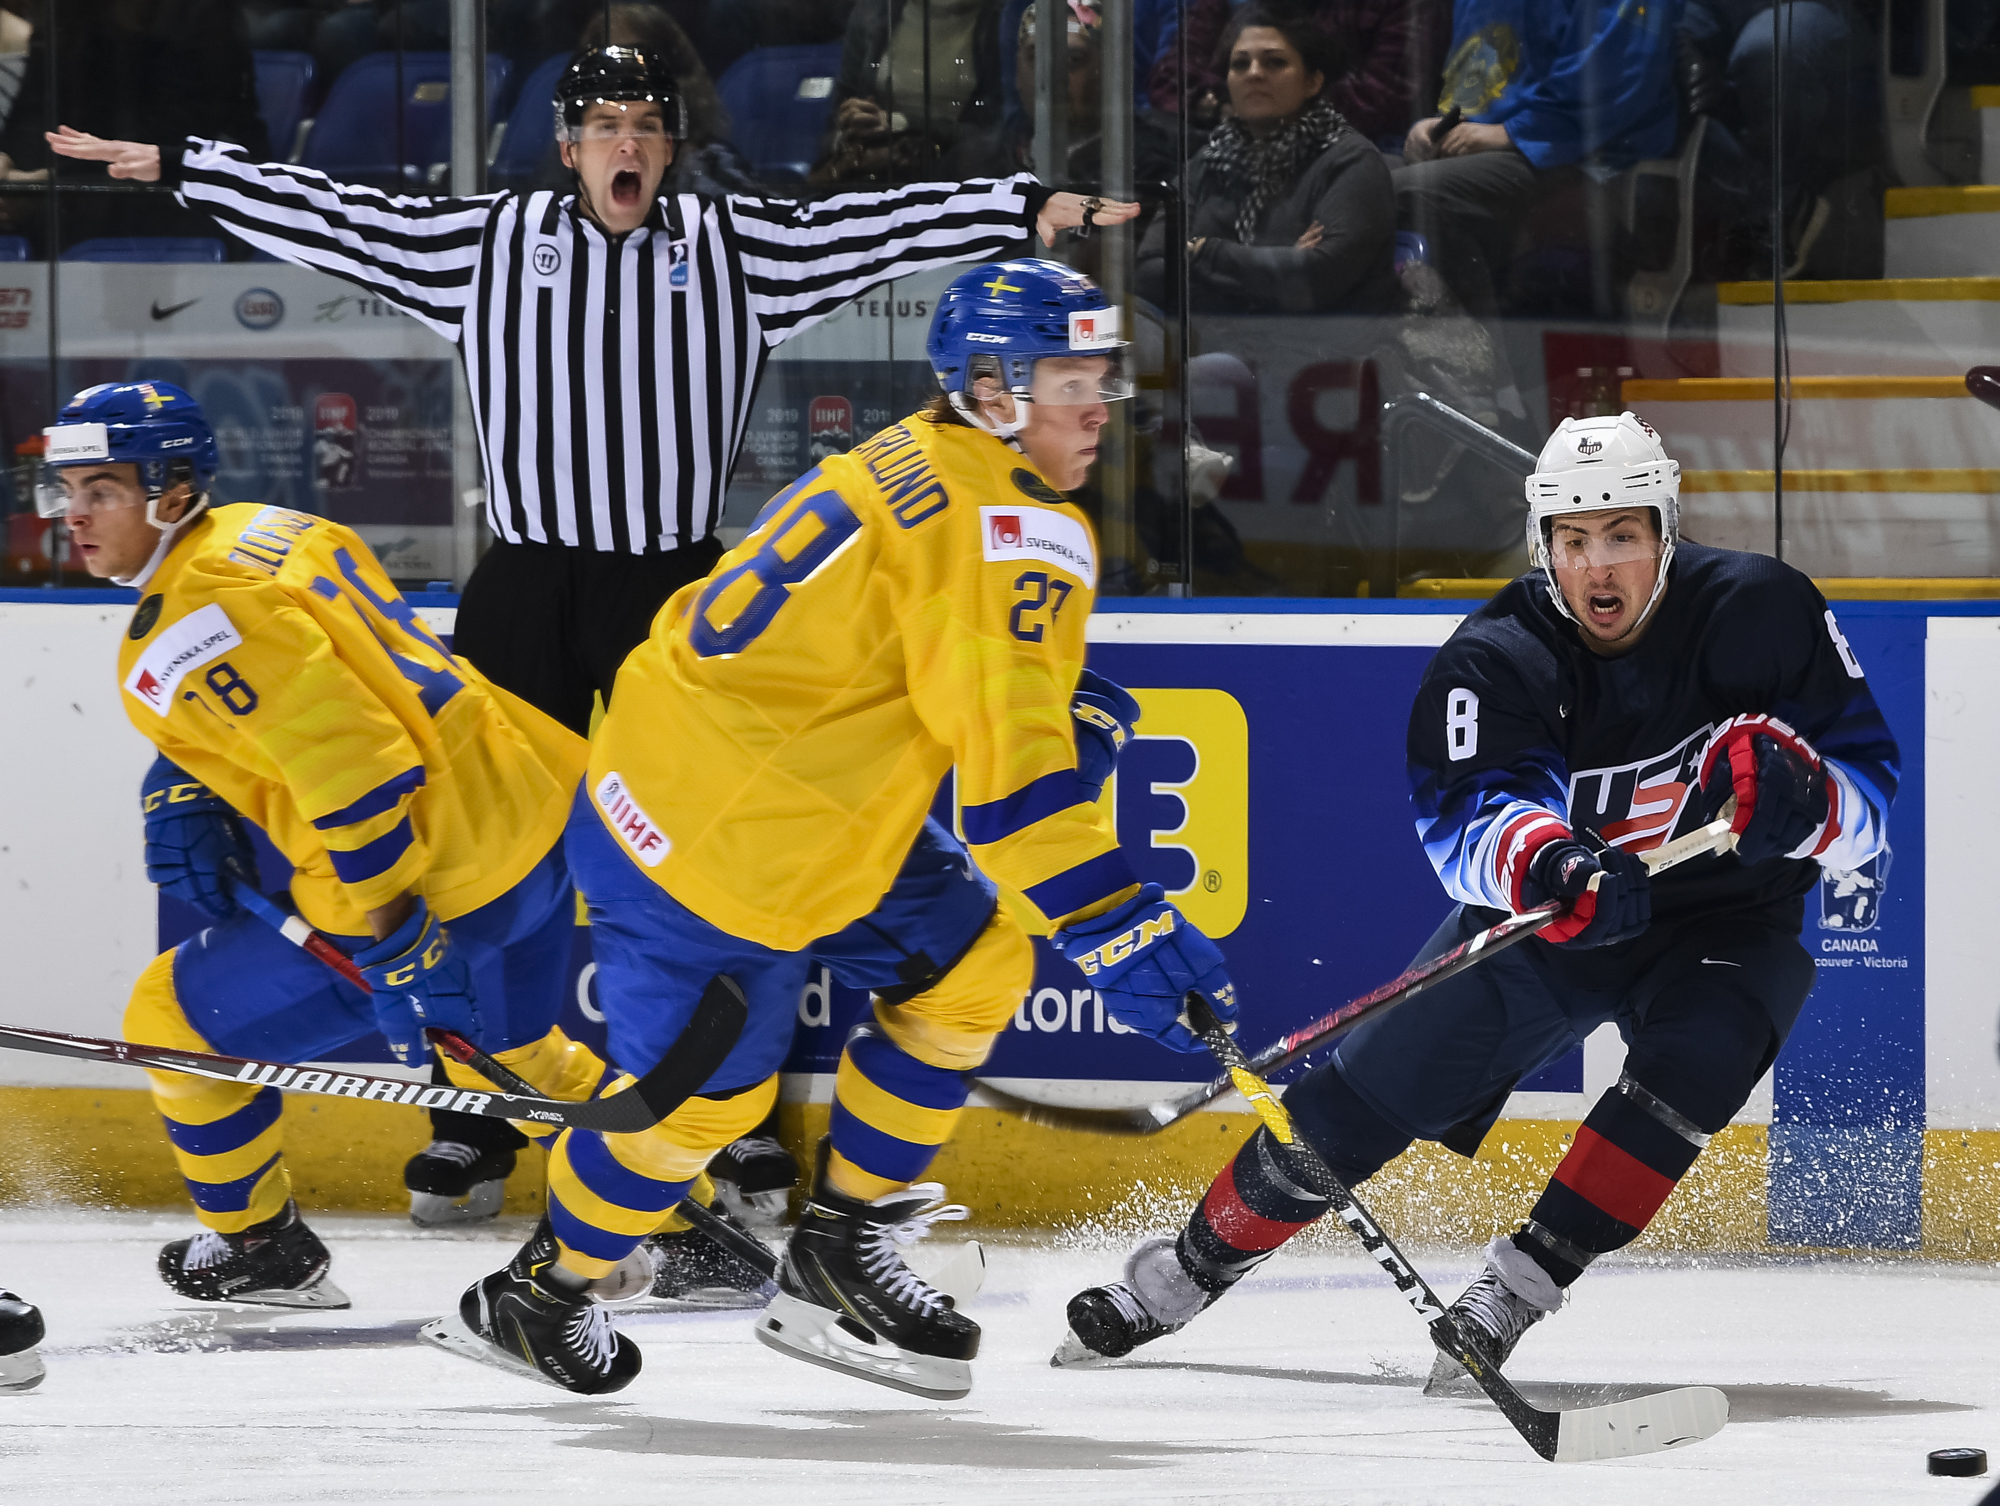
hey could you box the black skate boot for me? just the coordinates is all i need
[420,1219,641,1394]
[1425,1237,1563,1398]
[0,1288,45,1392]
[754,1141,977,1399]
[708,1109,799,1229]
[644,1201,776,1308]
[157,1200,350,1309]
[403,1140,517,1228]
[1053,1235,1214,1367]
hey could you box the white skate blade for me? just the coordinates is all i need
[714,1182,792,1231]
[205,1274,351,1311]
[1553,1384,1728,1464]
[753,1290,971,1400]
[1049,1326,1110,1369]
[409,1179,506,1229]
[0,1348,45,1391]
[910,1239,985,1306]
[1424,1347,1482,1398]
[417,1311,573,1392]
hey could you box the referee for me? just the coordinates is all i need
[50,46,1133,1238]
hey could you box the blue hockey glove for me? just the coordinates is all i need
[140,754,256,922]
[1071,668,1140,803]
[1050,883,1237,1052]
[353,899,479,1065]
[1523,837,1651,948]
[1698,713,1832,866]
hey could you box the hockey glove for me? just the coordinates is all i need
[1050,883,1237,1053]
[1524,837,1651,948]
[1698,713,1832,866]
[140,754,256,922]
[1072,668,1140,803]
[353,899,480,1065]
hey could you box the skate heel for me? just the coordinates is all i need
[754,1289,972,1400]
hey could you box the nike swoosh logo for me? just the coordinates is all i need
[1701,958,1741,967]
[150,297,199,320]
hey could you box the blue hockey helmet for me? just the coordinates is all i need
[38,380,219,524]
[927,259,1132,435]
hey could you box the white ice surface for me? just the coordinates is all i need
[1,1209,1997,1506]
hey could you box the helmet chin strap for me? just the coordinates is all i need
[948,391,1029,450]
[117,489,210,590]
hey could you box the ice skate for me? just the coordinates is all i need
[1053,1235,1211,1367]
[404,1140,515,1228]
[157,1200,350,1309]
[643,1202,776,1309]
[1425,1237,1563,1398]
[420,1219,640,1394]
[0,1288,45,1392]
[708,1119,799,1229]
[754,1145,977,1399]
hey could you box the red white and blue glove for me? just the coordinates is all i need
[1698,714,1833,866]
[1522,834,1652,948]
[1071,668,1139,803]
[1050,883,1237,1052]
[140,754,256,922]
[353,898,480,1065]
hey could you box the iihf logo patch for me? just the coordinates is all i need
[1819,848,1891,934]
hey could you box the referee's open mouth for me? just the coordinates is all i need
[610,170,643,210]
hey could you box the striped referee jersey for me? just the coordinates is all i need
[174,138,1037,554]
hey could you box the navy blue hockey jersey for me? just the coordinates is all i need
[1408,544,1899,924]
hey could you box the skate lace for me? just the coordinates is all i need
[1100,1281,1153,1331]
[731,1134,791,1166]
[1454,1270,1537,1348]
[561,1301,620,1375]
[183,1230,234,1271]
[419,1141,484,1168]
[858,1185,969,1318]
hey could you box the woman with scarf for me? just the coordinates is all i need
[1137,5,1398,314]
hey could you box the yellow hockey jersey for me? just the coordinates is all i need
[589,409,1137,951]
[118,503,586,936]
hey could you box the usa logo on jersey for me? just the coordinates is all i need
[1568,723,1714,852]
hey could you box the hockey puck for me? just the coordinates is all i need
[1928,1448,1987,1477]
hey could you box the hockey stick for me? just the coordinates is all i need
[0,975,747,1136]
[975,805,1740,1137]
[228,882,371,991]
[1181,990,1728,1465]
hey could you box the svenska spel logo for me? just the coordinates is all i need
[989,514,1022,548]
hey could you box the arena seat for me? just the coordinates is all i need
[62,238,227,263]
[253,50,317,163]
[715,44,843,183]
[488,52,571,191]
[299,51,512,190]
[0,236,27,262]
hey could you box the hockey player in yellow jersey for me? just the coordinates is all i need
[42,380,596,1308]
[432,261,1242,1398]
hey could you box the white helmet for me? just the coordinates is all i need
[1524,411,1680,626]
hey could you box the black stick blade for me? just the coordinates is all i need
[582,973,749,1134]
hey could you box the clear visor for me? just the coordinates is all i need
[972,352,1134,406]
[36,463,142,519]
[1545,520,1661,571]
[556,99,676,143]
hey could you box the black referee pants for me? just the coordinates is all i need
[453,536,725,736]
[422,535,723,1162]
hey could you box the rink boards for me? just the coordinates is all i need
[2,593,1998,1256]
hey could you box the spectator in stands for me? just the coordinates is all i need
[1150,0,1449,145]
[0,0,267,249]
[1679,0,1876,277]
[947,1,1178,191]
[998,0,1177,124]
[811,0,1007,183]
[703,0,857,80]
[1394,0,1678,321]
[1136,5,1399,314]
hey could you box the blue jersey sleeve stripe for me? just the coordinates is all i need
[327,816,415,884]
[961,769,1087,847]
[311,767,426,831]
[1023,849,1140,922]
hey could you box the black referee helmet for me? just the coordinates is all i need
[554,45,687,140]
